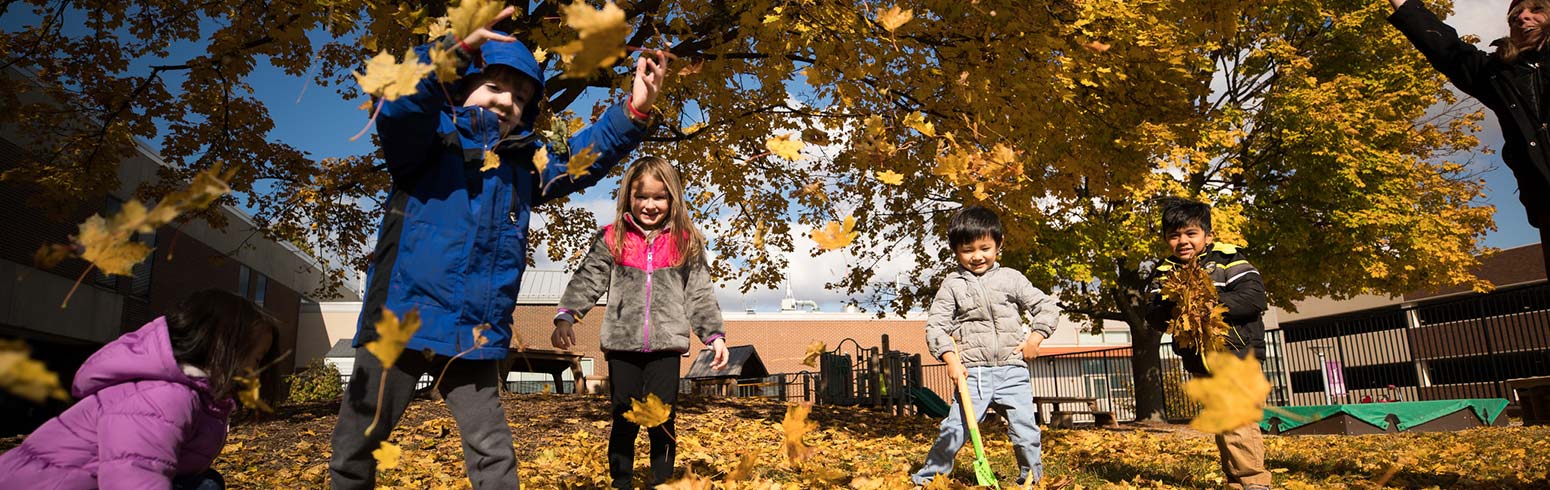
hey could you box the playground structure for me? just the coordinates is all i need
[818,335,942,416]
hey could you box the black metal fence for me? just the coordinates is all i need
[1280,283,1550,406]
[679,372,819,401]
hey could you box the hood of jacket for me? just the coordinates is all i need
[73,317,229,415]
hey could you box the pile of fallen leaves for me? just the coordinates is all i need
[6,393,1538,489]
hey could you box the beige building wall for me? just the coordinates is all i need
[295,302,367,369]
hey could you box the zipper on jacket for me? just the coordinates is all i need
[643,234,654,352]
[973,271,1001,366]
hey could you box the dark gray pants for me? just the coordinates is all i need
[330,349,517,489]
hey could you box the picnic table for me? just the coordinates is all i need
[1032,396,1117,428]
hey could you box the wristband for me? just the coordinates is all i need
[458,40,477,55]
[625,95,652,121]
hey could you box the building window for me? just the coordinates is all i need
[238,265,251,298]
[253,273,267,307]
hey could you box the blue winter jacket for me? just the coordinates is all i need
[353,34,644,360]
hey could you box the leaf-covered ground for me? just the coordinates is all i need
[3,394,1546,488]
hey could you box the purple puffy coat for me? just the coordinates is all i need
[0,317,235,489]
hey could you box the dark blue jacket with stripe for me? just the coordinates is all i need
[353,34,644,360]
[1145,243,1268,374]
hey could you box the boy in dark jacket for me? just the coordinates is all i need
[329,9,669,489]
[1146,198,1270,490]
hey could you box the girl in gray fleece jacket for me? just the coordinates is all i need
[551,156,728,488]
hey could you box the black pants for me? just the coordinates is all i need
[329,349,518,489]
[606,350,681,489]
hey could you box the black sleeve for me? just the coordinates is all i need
[1142,273,1174,333]
[1219,262,1268,322]
[1387,0,1497,102]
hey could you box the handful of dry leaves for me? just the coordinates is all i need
[1160,259,1231,355]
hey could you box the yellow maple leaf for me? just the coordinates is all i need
[1184,352,1271,434]
[766,133,805,161]
[447,0,505,41]
[481,149,501,172]
[874,170,904,186]
[234,371,273,413]
[551,1,629,78]
[531,149,550,174]
[902,111,935,137]
[727,451,758,481]
[77,214,153,276]
[781,402,818,464]
[426,16,452,39]
[354,49,433,102]
[567,145,599,179]
[622,392,671,428]
[876,6,913,33]
[472,323,491,349]
[802,341,825,368]
[372,441,403,469]
[811,215,858,251]
[429,46,461,83]
[0,342,69,403]
[366,307,422,369]
[657,464,712,489]
[532,47,548,63]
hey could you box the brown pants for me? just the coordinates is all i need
[1214,422,1271,489]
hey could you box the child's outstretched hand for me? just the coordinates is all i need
[628,49,670,121]
[551,318,577,350]
[460,7,518,50]
[708,338,729,370]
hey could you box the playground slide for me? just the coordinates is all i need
[911,387,951,418]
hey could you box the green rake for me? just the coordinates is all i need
[950,339,998,488]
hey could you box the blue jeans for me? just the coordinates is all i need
[912,365,1043,485]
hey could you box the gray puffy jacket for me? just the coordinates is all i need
[556,223,725,352]
[925,264,1059,368]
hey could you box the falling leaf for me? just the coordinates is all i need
[874,170,904,186]
[811,215,859,251]
[567,145,599,179]
[512,148,540,176]
[552,1,630,77]
[802,341,825,368]
[1084,40,1111,52]
[0,340,69,403]
[354,49,433,102]
[532,47,548,62]
[1184,352,1271,434]
[234,371,273,413]
[766,133,805,161]
[876,6,913,33]
[356,99,373,111]
[657,464,712,489]
[372,441,402,469]
[33,244,73,269]
[727,451,758,481]
[902,111,935,137]
[781,402,818,464]
[429,46,461,82]
[366,307,422,369]
[623,393,671,428]
[426,16,453,39]
[472,324,491,348]
[74,163,236,277]
[481,149,501,172]
[447,0,505,41]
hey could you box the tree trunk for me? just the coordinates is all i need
[1111,261,1167,421]
[1128,318,1166,421]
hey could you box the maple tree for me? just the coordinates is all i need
[1,0,1496,422]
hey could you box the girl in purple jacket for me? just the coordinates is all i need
[0,289,280,490]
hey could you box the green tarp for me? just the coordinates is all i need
[1261,398,1509,432]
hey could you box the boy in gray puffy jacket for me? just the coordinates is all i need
[912,205,1059,486]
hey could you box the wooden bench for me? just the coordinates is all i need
[1508,376,1550,426]
[1033,396,1118,428]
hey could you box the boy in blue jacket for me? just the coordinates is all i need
[329,9,669,489]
